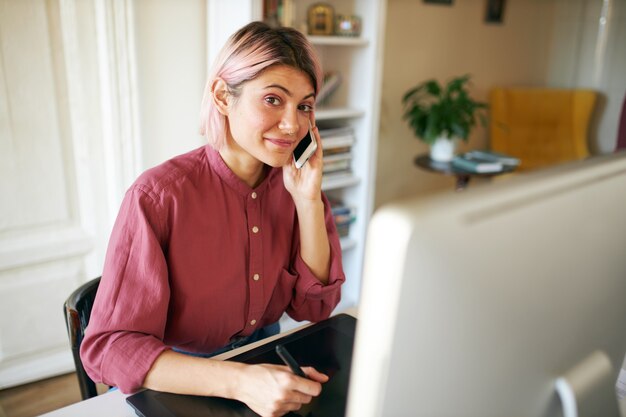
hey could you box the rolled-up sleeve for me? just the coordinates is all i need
[286,193,345,322]
[80,187,171,393]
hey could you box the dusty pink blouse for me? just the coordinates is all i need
[80,145,345,393]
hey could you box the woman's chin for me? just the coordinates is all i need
[263,153,292,168]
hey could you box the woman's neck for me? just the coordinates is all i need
[219,145,266,188]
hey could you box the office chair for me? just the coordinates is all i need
[489,87,596,171]
[63,276,101,400]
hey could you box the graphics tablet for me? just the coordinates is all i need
[126,313,357,417]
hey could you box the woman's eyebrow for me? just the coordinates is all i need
[264,84,315,100]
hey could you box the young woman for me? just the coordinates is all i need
[80,22,345,417]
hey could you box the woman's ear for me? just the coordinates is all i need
[212,78,230,116]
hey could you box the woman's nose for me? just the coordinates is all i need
[278,110,300,136]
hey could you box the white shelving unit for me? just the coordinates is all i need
[299,1,386,314]
[307,35,369,46]
[208,0,386,325]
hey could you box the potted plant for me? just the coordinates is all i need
[402,74,487,162]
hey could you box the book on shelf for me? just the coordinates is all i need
[323,168,352,178]
[316,72,342,106]
[451,154,504,173]
[323,158,352,174]
[324,146,352,156]
[319,126,353,136]
[323,152,352,163]
[321,135,355,149]
[319,127,356,150]
[464,150,520,166]
[322,169,354,185]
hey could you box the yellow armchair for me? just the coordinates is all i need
[489,87,596,171]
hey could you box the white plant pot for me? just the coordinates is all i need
[429,136,457,162]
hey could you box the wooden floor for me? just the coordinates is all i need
[0,373,107,417]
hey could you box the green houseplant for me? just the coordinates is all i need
[402,74,487,162]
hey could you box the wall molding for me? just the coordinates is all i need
[0,226,93,271]
[0,347,74,389]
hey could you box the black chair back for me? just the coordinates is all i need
[63,277,101,400]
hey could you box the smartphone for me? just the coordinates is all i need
[293,122,318,169]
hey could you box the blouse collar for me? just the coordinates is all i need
[204,144,277,197]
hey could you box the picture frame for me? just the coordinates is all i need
[485,0,506,23]
[308,3,335,36]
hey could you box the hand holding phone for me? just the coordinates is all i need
[293,121,318,169]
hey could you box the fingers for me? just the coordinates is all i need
[281,370,323,397]
[300,125,322,174]
[311,125,323,159]
[301,366,329,383]
[240,364,326,416]
[282,390,314,405]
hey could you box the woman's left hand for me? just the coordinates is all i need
[282,123,324,203]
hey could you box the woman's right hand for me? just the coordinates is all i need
[234,363,329,417]
[144,351,328,416]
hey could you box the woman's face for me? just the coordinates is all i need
[224,65,315,168]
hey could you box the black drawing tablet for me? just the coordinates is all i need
[126,313,357,417]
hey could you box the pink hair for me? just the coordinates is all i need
[199,22,323,149]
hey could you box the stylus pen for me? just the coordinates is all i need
[275,344,307,379]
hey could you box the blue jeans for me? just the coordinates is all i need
[108,322,280,392]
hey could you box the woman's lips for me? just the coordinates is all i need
[265,137,295,148]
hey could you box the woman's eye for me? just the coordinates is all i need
[265,96,281,105]
[299,103,314,113]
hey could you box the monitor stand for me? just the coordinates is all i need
[555,350,621,417]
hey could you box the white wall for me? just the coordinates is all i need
[134,0,207,170]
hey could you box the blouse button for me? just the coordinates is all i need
[253,273,260,281]
[251,192,257,199]
[250,319,257,326]
[252,226,259,233]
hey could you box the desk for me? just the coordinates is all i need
[415,154,516,191]
[40,308,357,417]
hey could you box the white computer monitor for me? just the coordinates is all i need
[347,152,626,417]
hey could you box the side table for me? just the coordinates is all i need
[415,154,517,191]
